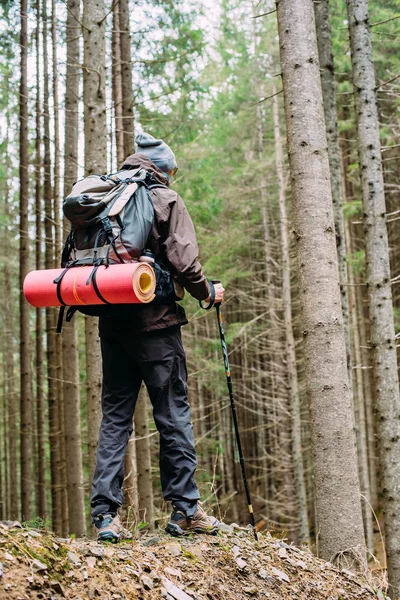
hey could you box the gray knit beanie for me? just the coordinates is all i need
[135,132,178,173]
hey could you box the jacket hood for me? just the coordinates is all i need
[121,154,169,186]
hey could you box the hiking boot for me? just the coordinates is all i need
[165,504,219,536]
[93,513,133,543]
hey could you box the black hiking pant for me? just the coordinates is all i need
[90,326,200,520]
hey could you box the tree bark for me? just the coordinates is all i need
[35,0,46,521]
[272,81,310,545]
[51,0,69,535]
[19,0,33,521]
[4,133,18,521]
[119,0,135,157]
[83,0,107,482]
[134,387,154,529]
[61,0,86,537]
[346,0,400,591]
[276,0,366,566]
[112,1,124,167]
[43,0,62,533]
[314,0,352,381]
[123,425,139,524]
[345,220,374,554]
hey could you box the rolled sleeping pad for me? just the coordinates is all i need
[23,263,156,308]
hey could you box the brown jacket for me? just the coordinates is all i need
[98,155,210,336]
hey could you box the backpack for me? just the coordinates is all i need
[62,167,160,268]
[57,167,182,329]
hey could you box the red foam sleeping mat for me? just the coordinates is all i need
[23,263,156,308]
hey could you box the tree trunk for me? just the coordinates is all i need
[314,0,352,381]
[19,0,33,521]
[272,81,310,545]
[276,0,366,566]
[134,387,154,529]
[345,220,374,554]
[123,425,139,524]
[61,0,86,537]
[346,0,400,590]
[4,140,18,521]
[43,0,62,533]
[82,0,107,481]
[119,0,135,157]
[51,0,68,535]
[34,0,46,521]
[112,1,124,167]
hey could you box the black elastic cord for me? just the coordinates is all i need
[199,281,215,310]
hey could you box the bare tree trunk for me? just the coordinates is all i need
[346,0,400,591]
[134,387,154,529]
[123,425,139,525]
[119,0,135,157]
[19,0,33,521]
[112,1,124,167]
[272,81,310,545]
[345,221,374,554]
[43,0,62,533]
[314,0,352,381]
[4,150,18,521]
[86,321,102,480]
[62,0,86,537]
[34,0,46,521]
[83,0,107,481]
[276,0,366,567]
[51,0,68,535]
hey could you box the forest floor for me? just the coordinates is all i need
[0,520,387,600]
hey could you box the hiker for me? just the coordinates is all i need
[91,132,225,542]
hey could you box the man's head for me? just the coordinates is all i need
[135,132,178,175]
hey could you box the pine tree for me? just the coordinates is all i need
[19,0,33,521]
[346,0,400,591]
[62,0,86,536]
[275,0,366,566]
[82,0,106,480]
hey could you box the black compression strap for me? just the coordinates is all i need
[56,306,65,334]
[66,307,78,322]
[199,281,215,310]
[91,266,110,305]
[53,266,70,306]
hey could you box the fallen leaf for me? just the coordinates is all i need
[67,551,81,566]
[162,578,193,600]
[31,559,48,572]
[243,586,258,596]
[86,556,96,569]
[4,552,14,561]
[231,545,241,557]
[164,567,182,580]
[140,574,153,590]
[258,568,268,579]
[271,566,290,583]
[166,543,182,557]
[235,557,247,570]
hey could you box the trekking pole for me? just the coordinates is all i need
[201,281,258,540]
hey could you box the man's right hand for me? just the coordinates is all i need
[206,283,225,304]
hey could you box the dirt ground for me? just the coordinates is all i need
[0,521,388,600]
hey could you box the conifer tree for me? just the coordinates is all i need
[275,0,366,566]
[346,0,400,591]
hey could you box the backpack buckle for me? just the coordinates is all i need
[101,217,113,234]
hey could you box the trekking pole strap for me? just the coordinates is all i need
[199,280,216,310]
